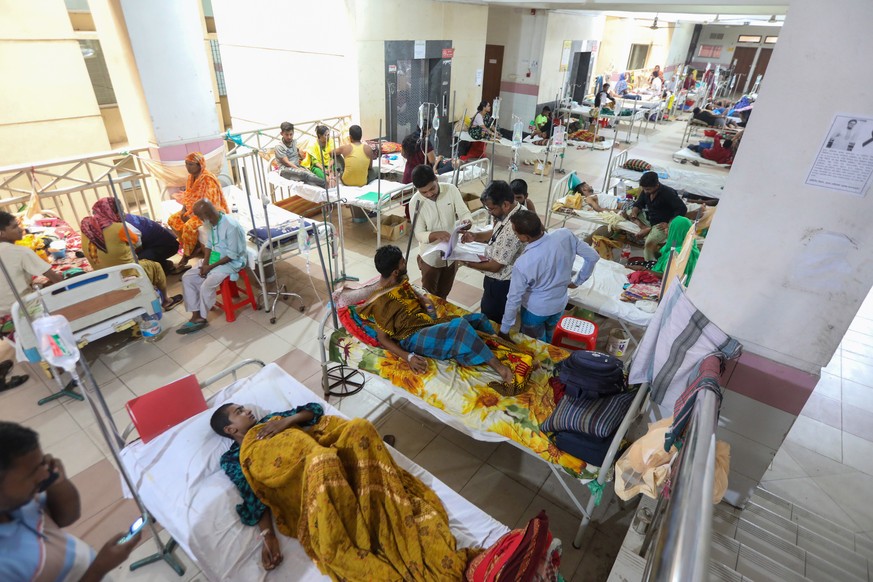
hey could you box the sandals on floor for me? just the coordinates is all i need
[0,375,29,393]
[176,321,208,335]
[163,295,183,311]
[168,265,192,276]
[0,359,13,380]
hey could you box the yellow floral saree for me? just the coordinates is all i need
[240,415,473,581]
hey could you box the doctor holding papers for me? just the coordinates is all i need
[409,164,473,298]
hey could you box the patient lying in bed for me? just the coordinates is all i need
[212,402,474,580]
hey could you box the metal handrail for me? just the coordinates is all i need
[643,387,720,581]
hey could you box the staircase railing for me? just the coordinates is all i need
[643,368,721,581]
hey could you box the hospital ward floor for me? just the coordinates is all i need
[2,116,872,580]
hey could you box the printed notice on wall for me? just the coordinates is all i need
[806,114,873,196]
[414,40,426,59]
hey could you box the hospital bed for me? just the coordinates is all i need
[374,155,491,187]
[162,185,337,314]
[317,295,650,548]
[12,263,161,363]
[672,147,732,169]
[116,360,509,582]
[606,149,728,201]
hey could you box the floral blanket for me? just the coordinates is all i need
[329,298,601,481]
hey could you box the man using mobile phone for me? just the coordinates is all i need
[0,422,141,581]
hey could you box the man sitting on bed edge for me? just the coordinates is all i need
[211,402,475,579]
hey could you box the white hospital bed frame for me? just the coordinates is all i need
[315,308,650,548]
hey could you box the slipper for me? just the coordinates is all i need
[163,295,183,311]
[382,434,396,447]
[0,375,28,393]
[176,321,208,335]
[680,159,688,164]
[691,160,700,166]
[0,359,13,379]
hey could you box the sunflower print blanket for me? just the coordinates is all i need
[329,297,601,481]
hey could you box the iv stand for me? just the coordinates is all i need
[0,254,185,577]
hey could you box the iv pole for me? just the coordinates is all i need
[0,255,186,576]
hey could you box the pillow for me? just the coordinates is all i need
[465,510,556,582]
[337,305,380,347]
[623,159,653,172]
[541,390,636,438]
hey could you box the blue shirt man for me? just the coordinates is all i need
[500,212,599,342]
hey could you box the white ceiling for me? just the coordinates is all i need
[443,0,789,17]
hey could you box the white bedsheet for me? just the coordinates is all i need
[569,259,653,328]
[118,363,508,582]
[672,147,732,168]
[266,172,409,211]
[611,166,727,200]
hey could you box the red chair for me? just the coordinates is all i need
[552,316,599,351]
[125,375,207,444]
[215,269,259,323]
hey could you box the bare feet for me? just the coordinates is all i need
[491,361,514,385]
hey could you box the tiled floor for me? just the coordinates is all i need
[2,114,841,581]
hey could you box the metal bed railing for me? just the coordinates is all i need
[0,147,158,226]
[643,363,722,581]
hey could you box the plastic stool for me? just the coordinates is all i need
[552,316,599,351]
[215,269,259,323]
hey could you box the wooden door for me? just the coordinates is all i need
[481,45,504,106]
[750,47,773,87]
[731,47,757,94]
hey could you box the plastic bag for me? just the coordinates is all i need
[712,441,731,504]
[614,417,678,500]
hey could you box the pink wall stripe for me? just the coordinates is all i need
[499,81,539,96]
[723,352,818,416]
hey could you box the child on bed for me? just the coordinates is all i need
[211,403,475,579]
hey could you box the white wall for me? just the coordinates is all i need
[485,6,548,130]
[663,21,695,73]
[689,23,780,70]
[121,0,220,145]
[688,0,873,374]
[211,0,357,132]
[594,16,672,81]
[538,11,606,103]
[353,0,488,137]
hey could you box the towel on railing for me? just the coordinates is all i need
[627,277,741,413]
[664,355,724,451]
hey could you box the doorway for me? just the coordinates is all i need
[731,46,758,95]
[385,41,452,155]
[481,44,504,106]
[749,47,774,90]
[568,51,593,103]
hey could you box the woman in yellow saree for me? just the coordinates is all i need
[167,152,229,267]
[212,402,473,580]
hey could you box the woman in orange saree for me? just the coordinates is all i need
[213,403,473,580]
[167,152,228,266]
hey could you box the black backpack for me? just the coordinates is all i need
[556,350,625,399]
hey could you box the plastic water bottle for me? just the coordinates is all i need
[139,313,162,337]
[620,244,631,266]
[615,179,627,199]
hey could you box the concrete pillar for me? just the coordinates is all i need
[687,0,873,505]
[116,0,222,159]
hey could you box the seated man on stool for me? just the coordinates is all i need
[177,199,247,334]
[501,212,599,343]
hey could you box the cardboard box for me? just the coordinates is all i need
[533,160,553,176]
[463,193,483,211]
[380,215,408,241]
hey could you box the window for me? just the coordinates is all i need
[738,35,762,43]
[627,44,649,71]
[78,40,117,106]
[698,45,722,59]
[765,36,778,44]
[209,39,226,96]
[709,32,724,40]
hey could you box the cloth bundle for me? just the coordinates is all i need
[620,283,661,303]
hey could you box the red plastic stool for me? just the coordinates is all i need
[215,269,259,322]
[552,316,599,351]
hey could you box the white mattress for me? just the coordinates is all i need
[459,132,564,154]
[672,147,732,168]
[266,172,409,210]
[611,166,727,200]
[569,259,654,328]
[566,138,614,150]
[118,363,508,582]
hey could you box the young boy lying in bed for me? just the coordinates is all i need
[359,245,515,385]
[211,402,474,580]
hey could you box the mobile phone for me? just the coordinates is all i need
[37,470,60,493]
[118,515,148,544]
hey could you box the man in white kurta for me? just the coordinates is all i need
[177,200,247,334]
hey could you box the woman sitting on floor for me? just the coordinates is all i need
[80,198,182,311]
[167,152,229,268]
[211,402,474,579]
